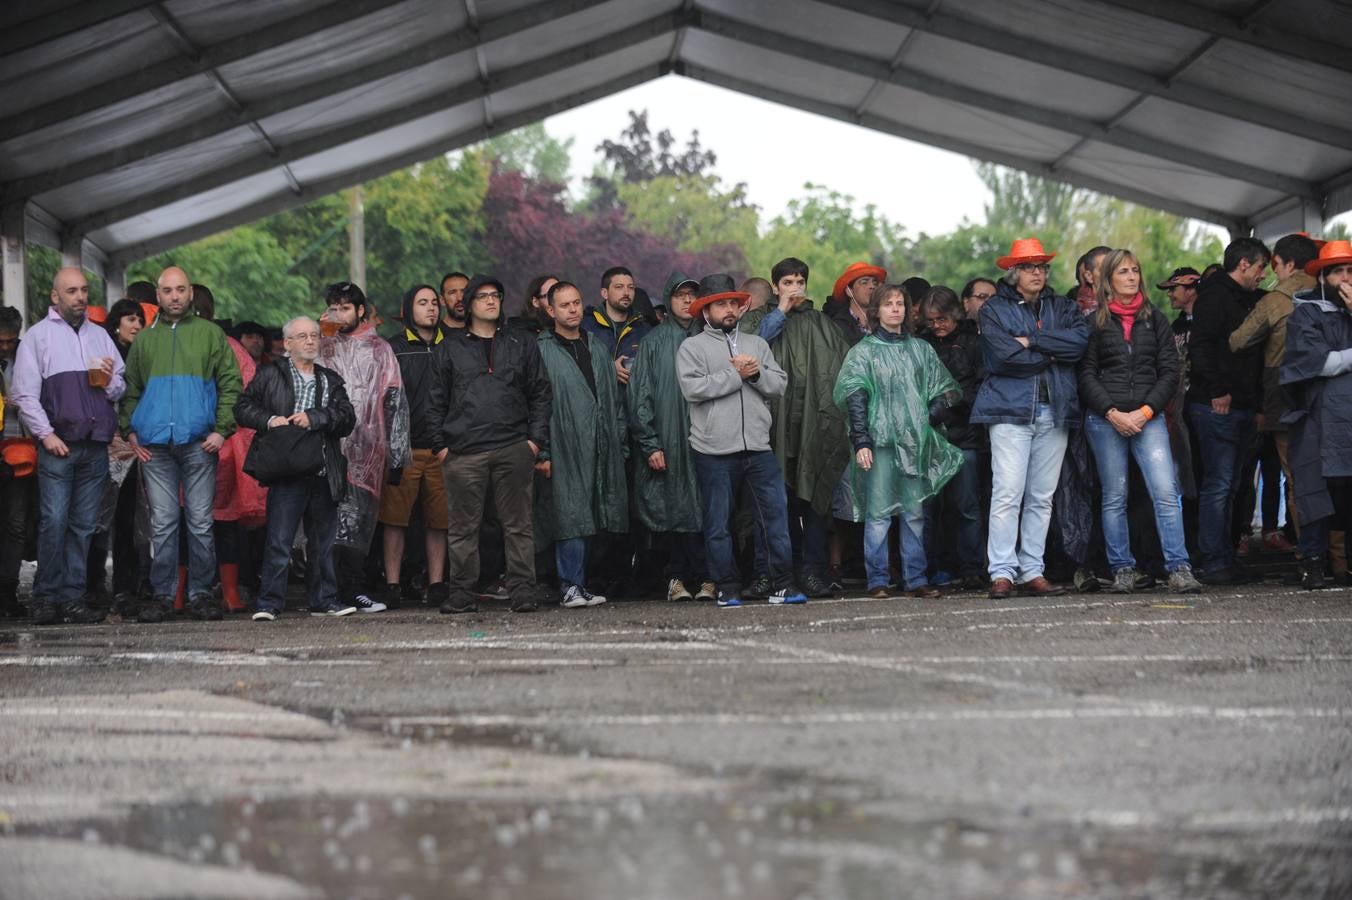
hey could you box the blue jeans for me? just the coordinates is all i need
[694,450,793,596]
[925,448,985,577]
[1188,404,1257,574]
[35,440,108,605]
[1084,414,1191,572]
[141,441,218,598]
[258,475,338,613]
[555,537,587,588]
[988,404,1070,583]
[865,508,927,590]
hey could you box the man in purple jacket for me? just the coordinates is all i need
[10,268,125,624]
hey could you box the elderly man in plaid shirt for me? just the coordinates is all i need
[234,316,356,620]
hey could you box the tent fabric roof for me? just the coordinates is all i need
[4,0,1352,277]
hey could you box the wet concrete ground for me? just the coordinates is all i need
[1,582,1350,898]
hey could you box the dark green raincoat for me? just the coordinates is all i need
[626,273,702,532]
[535,331,629,544]
[739,302,852,515]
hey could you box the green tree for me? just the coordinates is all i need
[481,122,573,184]
[616,174,758,265]
[753,184,907,293]
[126,226,313,325]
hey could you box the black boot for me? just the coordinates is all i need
[1299,557,1329,590]
[0,580,21,618]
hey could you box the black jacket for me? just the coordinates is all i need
[233,359,356,502]
[922,319,986,450]
[1077,302,1179,418]
[389,323,449,450]
[1185,271,1263,409]
[822,297,868,346]
[426,326,552,455]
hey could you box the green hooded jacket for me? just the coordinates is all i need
[534,330,629,544]
[626,272,702,532]
[739,302,851,515]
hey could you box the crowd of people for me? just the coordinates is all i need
[1,231,1350,624]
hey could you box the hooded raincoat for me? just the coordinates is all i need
[626,272,702,532]
[738,301,852,515]
[534,331,629,545]
[318,322,410,548]
[1280,285,1352,525]
[213,336,267,526]
[833,331,962,521]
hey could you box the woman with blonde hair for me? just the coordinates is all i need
[1078,249,1202,594]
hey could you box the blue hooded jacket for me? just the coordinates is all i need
[969,280,1089,428]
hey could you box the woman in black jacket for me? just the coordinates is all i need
[1078,249,1201,594]
[920,285,987,590]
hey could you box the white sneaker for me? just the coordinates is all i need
[251,610,276,621]
[561,585,589,608]
[695,581,717,601]
[667,579,693,602]
[582,587,607,607]
[352,594,387,613]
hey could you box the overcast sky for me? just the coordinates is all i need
[544,75,991,238]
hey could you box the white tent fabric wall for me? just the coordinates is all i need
[3,0,1351,317]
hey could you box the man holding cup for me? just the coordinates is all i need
[10,268,125,624]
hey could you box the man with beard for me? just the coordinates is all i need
[428,275,552,614]
[379,284,452,610]
[582,267,651,387]
[120,266,241,622]
[677,274,804,608]
[629,272,714,602]
[318,282,410,612]
[10,268,125,624]
[535,282,628,608]
[440,271,468,331]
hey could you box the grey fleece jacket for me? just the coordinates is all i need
[676,323,787,455]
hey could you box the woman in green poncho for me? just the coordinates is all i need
[833,283,963,598]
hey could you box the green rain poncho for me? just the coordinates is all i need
[534,331,629,544]
[626,273,702,532]
[739,303,852,516]
[832,332,963,521]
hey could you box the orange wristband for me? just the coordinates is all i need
[1140,406,1154,420]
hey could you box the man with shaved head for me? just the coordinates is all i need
[120,267,242,623]
[10,268,125,624]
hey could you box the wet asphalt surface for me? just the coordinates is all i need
[1,578,1351,898]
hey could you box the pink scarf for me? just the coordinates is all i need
[1108,292,1145,342]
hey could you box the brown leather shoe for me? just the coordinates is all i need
[1017,576,1065,597]
[868,587,891,599]
[910,585,942,599]
[989,577,1013,599]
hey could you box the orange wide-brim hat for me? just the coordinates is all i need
[996,237,1057,270]
[688,290,751,320]
[140,302,159,325]
[84,305,107,325]
[832,262,887,302]
[1305,239,1352,276]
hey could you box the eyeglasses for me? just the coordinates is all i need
[1015,263,1051,273]
[924,316,953,326]
[472,291,503,302]
[671,289,697,300]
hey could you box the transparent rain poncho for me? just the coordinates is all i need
[319,323,410,549]
[832,333,963,521]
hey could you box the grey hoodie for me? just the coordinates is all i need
[676,323,786,455]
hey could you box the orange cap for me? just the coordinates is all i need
[85,306,107,325]
[140,302,159,325]
[832,262,887,302]
[996,237,1057,270]
[1,440,37,478]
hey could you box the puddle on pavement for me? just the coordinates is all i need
[17,791,1345,899]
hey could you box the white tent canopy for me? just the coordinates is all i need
[4,0,1352,317]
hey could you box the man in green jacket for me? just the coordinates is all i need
[628,272,714,602]
[121,267,242,623]
[738,258,852,598]
[536,281,629,608]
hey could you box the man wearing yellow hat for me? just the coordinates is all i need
[1279,239,1352,589]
